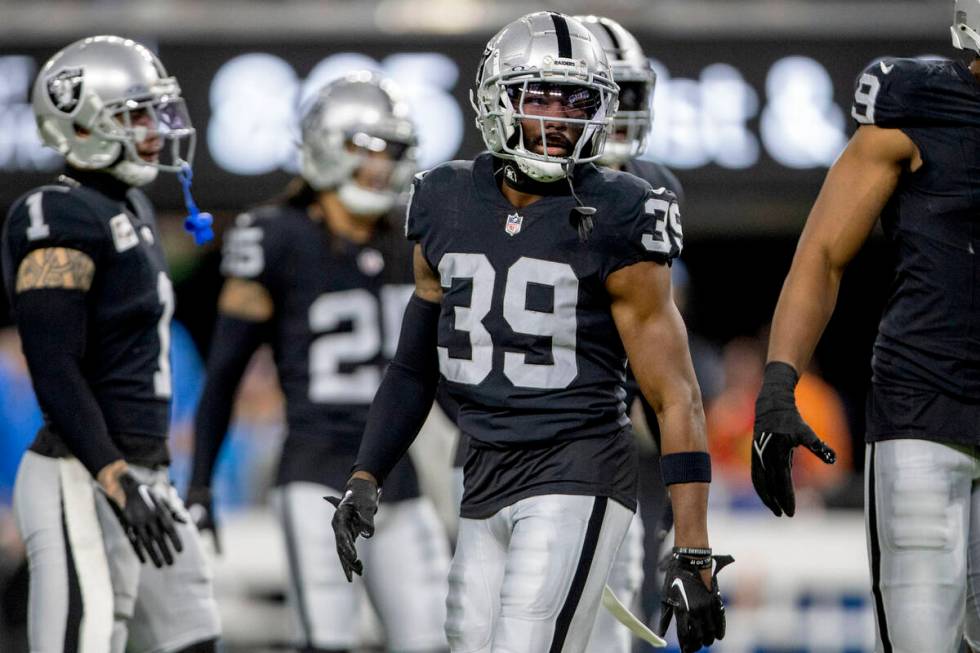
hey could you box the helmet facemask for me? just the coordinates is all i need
[335,132,417,216]
[101,88,195,186]
[571,15,657,167]
[473,60,618,182]
[600,70,655,166]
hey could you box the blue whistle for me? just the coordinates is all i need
[178,164,214,245]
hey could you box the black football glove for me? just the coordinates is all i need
[325,477,380,582]
[752,361,837,517]
[106,472,185,568]
[185,485,221,555]
[659,551,734,653]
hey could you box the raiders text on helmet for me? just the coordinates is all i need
[32,35,195,186]
[471,12,619,182]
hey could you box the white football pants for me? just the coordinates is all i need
[866,440,980,653]
[446,494,633,653]
[273,481,451,652]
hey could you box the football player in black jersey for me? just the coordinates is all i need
[186,72,451,653]
[330,13,728,653]
[446,15,688,652]
[1,36,220,653]
[752,4,980,651]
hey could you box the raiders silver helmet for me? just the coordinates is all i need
[32,35,194,186]
[952,0,980,52]
[300,71,418,216]
[575,15,655,165]
[471,12,619,182]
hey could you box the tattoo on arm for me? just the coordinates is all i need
[16,247,95,293]
[217,278,274,322]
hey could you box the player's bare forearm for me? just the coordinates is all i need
[668,481,710,549]
[767,247,842,373]
[607,261,706,453]
[768,125,914,370]
[413,244,442,303]
[608,260,709,548]
[217,277,274,322]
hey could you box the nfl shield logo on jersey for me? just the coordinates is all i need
[505,213,524,236]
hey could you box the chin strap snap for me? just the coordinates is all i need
[563,161,596,243]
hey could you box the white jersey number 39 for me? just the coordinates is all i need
[438,254,578,390]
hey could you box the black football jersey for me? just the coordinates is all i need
[407,152,682,516]
[623,158,685,209]
[448,157,684,469]
[851,57,980,443]
[221,204,420,495]
[2,170,173,464]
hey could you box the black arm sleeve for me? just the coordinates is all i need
[189,313,268,489]
[15,289,122,476]
[353,294,441,485]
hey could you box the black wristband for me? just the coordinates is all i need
[675,555,713,571]
[762,361,799,389]
[661,451,711,485]
[672,547,713,571]
[674,546,712,557]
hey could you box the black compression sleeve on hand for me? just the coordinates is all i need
[189,314,268,489]
[15,289,122,476]
[353,294,441,485]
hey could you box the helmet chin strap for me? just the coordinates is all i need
[337,182,395,216]
[562,161,597,243]
[515,155,567,182]
[109,160,158,187]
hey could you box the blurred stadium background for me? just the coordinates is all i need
[0,0,958,651]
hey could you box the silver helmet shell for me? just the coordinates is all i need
[952,0,980,52]
[575,15,655,165]
[471,11,619,182]
[300,71,418,216]
[32,35,194,185]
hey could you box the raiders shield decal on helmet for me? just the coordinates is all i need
[46,67,83,114]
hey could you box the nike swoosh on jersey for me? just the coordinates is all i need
[672,578,690,611]
[879,61,894,74]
